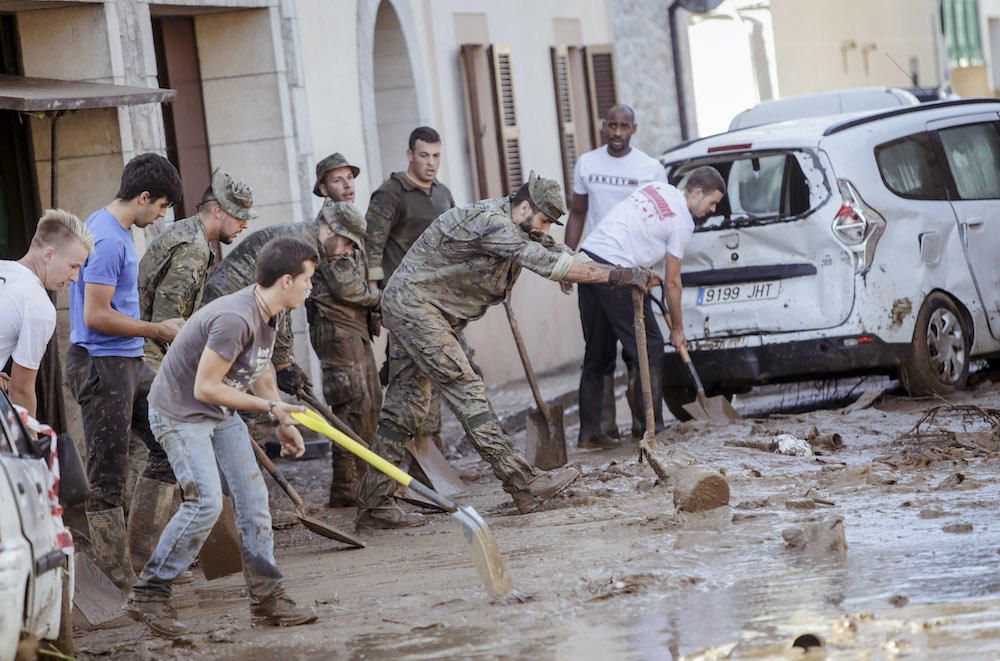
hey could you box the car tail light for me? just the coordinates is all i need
[832,179,885,273]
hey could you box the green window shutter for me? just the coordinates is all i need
[942,0,984,68]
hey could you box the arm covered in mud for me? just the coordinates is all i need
[319,253,381,308]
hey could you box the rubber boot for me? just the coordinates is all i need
[510,467,580,514]
[356,504,426,530]
[128,477,179,574]
[87,507,138,591]
[627,363,665,438]
[250,586,318,627]
[126,591,187,638]
[328,451,359,508]
[577,372,621,449]
[600,373,621,439]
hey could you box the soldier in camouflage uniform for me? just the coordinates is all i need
[130,168,255,571]
[306,201,381,507]
[365,127,456,454]
[356,173,658,529]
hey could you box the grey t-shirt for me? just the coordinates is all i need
[149,286,280,423]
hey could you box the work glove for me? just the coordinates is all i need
[608,266,656,290]
[275,362,314,397]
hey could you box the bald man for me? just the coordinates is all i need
[564,104,668,449]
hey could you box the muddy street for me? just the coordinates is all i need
[73,378,1000,660]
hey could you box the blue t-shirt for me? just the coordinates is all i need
[70,209,143,357]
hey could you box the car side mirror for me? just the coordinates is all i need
[55,433,90,506]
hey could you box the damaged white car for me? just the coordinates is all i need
[660,99,1000,419]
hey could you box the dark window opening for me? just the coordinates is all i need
[875,132,947,200]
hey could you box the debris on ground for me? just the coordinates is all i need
[840,387,886,414]
[942,522,974,534]
[725,433,813,456]
[781,517,847,558]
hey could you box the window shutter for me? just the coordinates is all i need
[460,44,491,199]
[489,44,523,191]
[551,46,578,205]
[585,44,619,146]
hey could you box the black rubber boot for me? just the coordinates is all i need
[577,372,620,449]
[600,373,621,439]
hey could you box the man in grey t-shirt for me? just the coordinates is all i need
[126,237,320,638]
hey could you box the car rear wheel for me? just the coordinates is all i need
[900,293,970,396]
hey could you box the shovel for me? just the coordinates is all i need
[651,288,742,423]
[73,552,126,625]
[292,408,514,598]
[297,386,457,508]
[249,440,366,549]
[502,299,567,470]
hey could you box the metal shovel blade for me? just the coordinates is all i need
[297,513,366,548]
[198,496,244,580]
[525,403,567,470]
[452,505,513,598]
[405,435,465,497]
[73,552,125,625]
[682,393,742,424]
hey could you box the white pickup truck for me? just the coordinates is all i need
[0,390,78,659]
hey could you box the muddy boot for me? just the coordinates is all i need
[250,586,318,627]
[510,467,580,514]
[600,373,621,439]
[126,591,187,638]
[87,507,138,591]
[356,503,426,530]
[128,477,179,574]
[328,451,359,508]
[626,364,645,438]
[578,373,621,450]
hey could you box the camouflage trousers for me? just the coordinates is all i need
[65,345,175,512]
[357,303,535,513]
[310,322,382,445]
[385,334,441,447]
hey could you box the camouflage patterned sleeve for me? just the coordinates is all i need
[321,254,381,308]
[479,215,575,281]
[148,242,210,323]
[271,311,295,368]
[364,184,401,282]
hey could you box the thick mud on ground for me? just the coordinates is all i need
[73,378,1000,659]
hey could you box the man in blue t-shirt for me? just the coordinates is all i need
[66,153,185,590]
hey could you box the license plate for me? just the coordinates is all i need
[696,280,780,306]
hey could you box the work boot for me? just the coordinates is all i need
[626,364,665,438]
[128,477,179,574]
[126,591,188,638]
[600,373,621,439]
[510,467,580,514]
[328,451,359,508]
[86,507,138,591]
[577,373,620,449]
[356,504,427,530]
[250,587,318,627]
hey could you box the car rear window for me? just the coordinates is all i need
[874,132,946,200]
[668,150,820,231]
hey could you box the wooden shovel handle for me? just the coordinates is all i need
[631,288,656,437]
[503,299,551,420]
[250,438,307,517]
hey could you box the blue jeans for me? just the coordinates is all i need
[133,408,282,600]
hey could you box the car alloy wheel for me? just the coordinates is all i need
[925,307,966,385]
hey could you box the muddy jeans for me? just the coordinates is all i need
[133,409,282,599]
[65,345,175,512]
[357,303,535,513]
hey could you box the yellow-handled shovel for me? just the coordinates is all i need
[291,408,514,598]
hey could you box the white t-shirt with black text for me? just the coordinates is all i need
[581,182,695,268]
[572,145,667,238]
[0,261,57,371]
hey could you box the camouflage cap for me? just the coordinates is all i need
[320,200,367,247]
[313,153,361,197]
[527,171,566,225]
[210,168,257,221]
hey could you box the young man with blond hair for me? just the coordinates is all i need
[0,208,92,417]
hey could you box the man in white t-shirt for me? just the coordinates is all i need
[564,104,667,448]
[0,209,93,417]
[578,166,725,441]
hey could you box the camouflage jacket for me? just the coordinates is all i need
[309,209,380,340]
[137,215,214,370]
[382,196,579,329]
[365,172,455,283]
[202,222,328,367]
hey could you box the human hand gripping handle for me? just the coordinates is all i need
[608,266,661,291]
[269,399,307,458]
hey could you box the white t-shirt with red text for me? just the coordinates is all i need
[572,145,667,238]
[581,182,694,268]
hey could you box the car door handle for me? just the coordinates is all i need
[960,217,984,228]
[16,482,25,495]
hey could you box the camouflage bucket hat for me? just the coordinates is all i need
[527,171,566,225]
[211,168,257,221]
[313,153,361,197]
[321,200,367,247]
